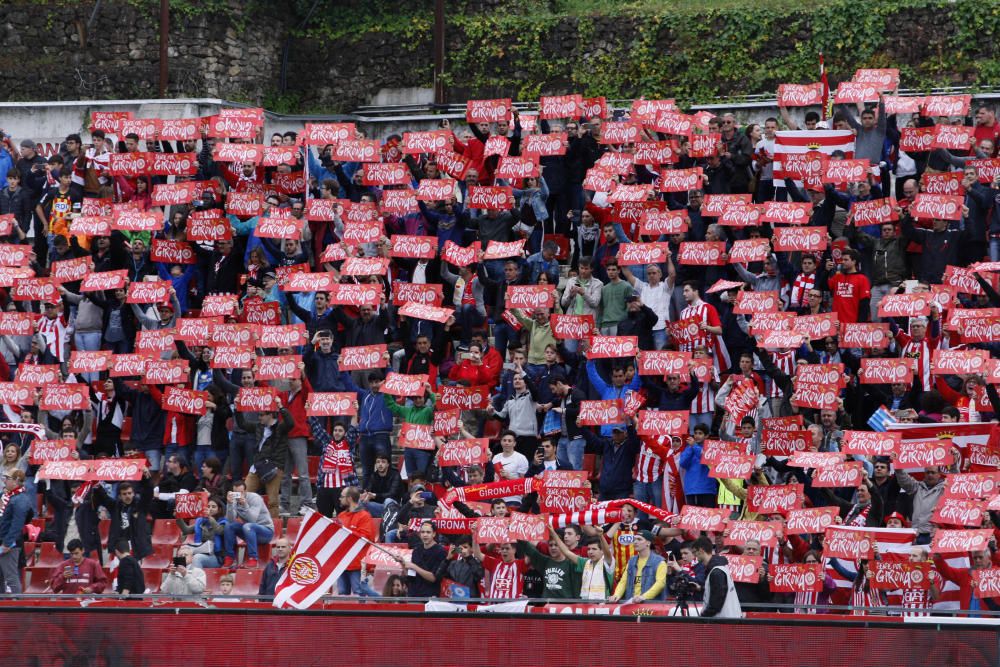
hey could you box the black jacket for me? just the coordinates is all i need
[259,559,287,597]
[98,482,153,560]
[235,407,294,469]
[0,186,33,233]
[363,467,404,504]
[616,304,658,351]
[116,554,146,596]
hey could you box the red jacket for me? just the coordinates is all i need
[338,508,376,571]
[448,360,493,387]
[285,379,312,439]
[51,557,108,594]
[149,385,195,446]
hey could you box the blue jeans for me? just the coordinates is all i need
[194,553,221,569]
[653,329,668,351]
[455,305,484,346]
[337,569,379,597]
[689,412,713,433]
[633,480,663,511]
[562,338,579,354]
[229,432,255,480]
[224,521,274,559]
[991,237,1000,263]
[557,436,585,470]
[144,448,163,472]
[493,321,518,361]
[404,448,433,477]
[362,500,391,518]
[74,331,102,382]
[360,432,392,483]
[484,259,507,282]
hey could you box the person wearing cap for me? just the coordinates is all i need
[0,469,32,595]
[608,530,667,603]
[580,419,640,502]
[130,284,182,335]
[884,512,908,529]
[693,536,742,617]
[14,139,46,207]
[156,258,197,314]
[615,291,657,351]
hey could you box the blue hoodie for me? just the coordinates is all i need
[340,370,394,434]
[679,443,719,496]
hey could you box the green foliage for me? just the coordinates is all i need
[305,0,1000,108]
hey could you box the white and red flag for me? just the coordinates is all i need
[272,511,369,610]
[773,130,856,183]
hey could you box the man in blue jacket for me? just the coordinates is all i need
[341,364,394,482]
[586,359,641,436]
[0,469,33,594]
[580,423,640,501]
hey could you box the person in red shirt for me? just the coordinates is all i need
[448,343,493,386]
[336,486,378,596]
[974,106,1000,155]
[50,539,108,594]
[282,365,314,515]
[470,330,502,386]
[826,248,871,324]
[472,539,528,599]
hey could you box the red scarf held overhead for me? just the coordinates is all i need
[603,498,676,523]
[445,478,540,504]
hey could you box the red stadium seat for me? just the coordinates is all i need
[546,234,570,260]
[307,456,320,481]
[583,453,599,481]
[232,568,263,596]
[24,566,52,593]
[284,518,302,540]
[141,544,175,569]
[482,418,502,446]
[120,416,133,443]
[202,568,229,595]
[36,542,63,568]
[151,520,183,546]
[21,542,36,567]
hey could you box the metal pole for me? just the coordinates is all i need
[433,0,445,105]
[159,0,169,97]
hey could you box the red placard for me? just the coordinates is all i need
[588,335,638,359]
[772,226,827,252]
[577,400,624,426]
[931,528,993,554]
[225,192,265,219]
[143,359,191,385]
[402,130,453,155]
[840,430,901,458]
[539,94,583,119]
[834,81,880,105]
[173,492,210,519]
[433,409,461,437]
[794,314,839,342]
[787,451,843,469]
[784,506,839,535]
[253,355,301,382]
[847,198,898,226]
[258,324,308,348]
[770,563,824,593]
[0,245,31,268]
[746,484,803,516]
[777,83,823,107]
[337,344,389,372]
[718,203,763,228]
[262,146,298,167]
[212,143,264,164]
[415,178,456,202]
[91,110,132,132]
[760,429,810,457]
[635,350,691,376]
[126,280,172,304]
[877,293,930,318]
[582,96,608,119]
[708,452,756,480]
[617,242,669,266]
[726,554,764,584]
[598,122,641,145]
[733,290,779,315]
[677,242,726,266]
[932,349,988,376]
[869,561,931,592]
[822,159,871,185]
[482,239,525,261]
[922,94,972,118]
[241,299,281,326]
[932,497,985,527]
[550,314,594,340]
[840,322,890,350]
[483,135,509,158]
[305,393,358,417]
[910,194,964,222]
[108,354,151,378]
[635,410,688,436]
[466,99,511,123]
[331,139,380,163]
[504,285,554,311]
[896,439,955,468]
[392,283,443,308]
[0,311,34,337]
[210,346,255,369]
[943,473,1000,500]
[201,294,239,318]
[389,235,437,261]
[824,526,876,560]
[921,172,966,199]
[28,439,77,465]
[813,461,865,488]
[760,201,813,225]
[972,568,1000,599]
[523,133,567,158]
[361,162,409,186]
[434,150,472,180]
[398,302,453,324]
[399,422,435,451]
[857,358,912,385]
[301,122,356,146]
[162,386,209,415]
[437,438,491,467]
[39,384,90,411]
[150,239,196,265]
[688,133,721,158]
[50,256,94,284]
[899,126,935,153]
[437,385,492,411]
[638,208,689,236]
[382,372,428,397]
[677,506,730,532]
[724,520,780,548]
[235,387,281,413]
[467,186,514,211]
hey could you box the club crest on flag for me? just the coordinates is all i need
[288,553,322,586]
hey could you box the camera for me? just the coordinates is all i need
[669,572,696,599]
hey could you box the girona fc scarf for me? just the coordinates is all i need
[548,508,623,528]
[603,498,675,523]
[445,478,540,503]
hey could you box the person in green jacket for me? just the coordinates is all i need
[512,307,558,371]
[384,382,436,476]
[519,533,582,599]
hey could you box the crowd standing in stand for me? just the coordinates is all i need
[1,78,1000,616]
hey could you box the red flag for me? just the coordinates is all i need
[272,511,369,610]
[820,52,830,120]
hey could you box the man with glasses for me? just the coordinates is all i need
[893,450,960,544]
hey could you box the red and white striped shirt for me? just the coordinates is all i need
[634,436,668,484]
[896,331,937,391]
[691,365,720,414]
[37,314,68,362]
[900,570,943,617]
[319,438,353,489]
[680,300,721,355]
[482,555,527,599]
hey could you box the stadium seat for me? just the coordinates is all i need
[583,453,599,481]
[30,517,46,533]
[284,517,302,540]
[232,568,263,596]
[21,542,36,567]
[202,568,228,594]
[120,416,133,443]
[151,520,183,546]
[24,566,52,593]
[141,544,176,569]
[36,542,63,568]
[482,418,502,446]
